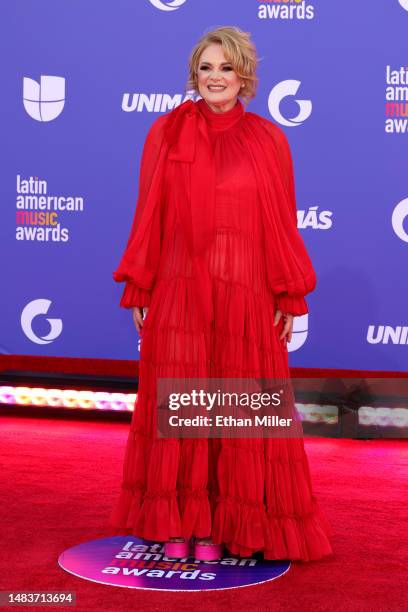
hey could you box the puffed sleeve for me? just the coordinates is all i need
[113,114,168,309]
[268,123,315,317]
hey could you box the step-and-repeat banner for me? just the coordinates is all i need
[2,1,407,371]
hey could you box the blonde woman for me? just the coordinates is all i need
[109,26,333,563]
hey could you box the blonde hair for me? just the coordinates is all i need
[186,26,259,105]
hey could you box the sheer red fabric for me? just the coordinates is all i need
[109,98,333,561]
[113,98,315,318]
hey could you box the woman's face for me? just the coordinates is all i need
[196,43,243,112]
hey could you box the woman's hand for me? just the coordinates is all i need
[132,306,149,334]
[274,309,294,344]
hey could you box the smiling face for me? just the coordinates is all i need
[196,43,244,113]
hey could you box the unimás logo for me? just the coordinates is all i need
[367,325,408,345]
[21,299,63,344]
[398,0,408,11]
[149,0,187,10]
[268,80,312,127]
[297,206,333,230]
[23,75,65,122]
[392,198,408,242]
[287,314,309,352]
[122,92,196,113]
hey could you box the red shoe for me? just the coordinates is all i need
[164,539,191,559]
[193,539,223,561]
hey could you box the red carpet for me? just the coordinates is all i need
[0,416,406,611]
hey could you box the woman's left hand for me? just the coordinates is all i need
[274,309,294,343]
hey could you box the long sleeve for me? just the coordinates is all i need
[113,114,169,308]
[261,119,316,316]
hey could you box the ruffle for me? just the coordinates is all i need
[108,431,213,541]
[108,428,333,560]
[215,496,333,561]
[139,274,289,378]
[275,293,309,317]
[109,256,330,561]
[119,282,152,309]
[211,277,289,377]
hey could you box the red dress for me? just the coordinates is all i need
[109,99,333,561]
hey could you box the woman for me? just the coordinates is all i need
[109,26,333,563]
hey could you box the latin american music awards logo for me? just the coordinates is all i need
[58,536,290,591]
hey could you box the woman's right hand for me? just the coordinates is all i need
[132,306,149,334]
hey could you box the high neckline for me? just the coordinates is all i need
[196,97,245,131]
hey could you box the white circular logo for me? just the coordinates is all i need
[149,0,187,10]
[287,314,309,352]
[268,80,312,127]
[391,198,408,242]
[398,0,408,12]
[21,299,63,344]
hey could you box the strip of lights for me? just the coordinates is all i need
[295,403,338,425]
[0,386,136,412]
[1,386,407,428]
[358,406,408,428]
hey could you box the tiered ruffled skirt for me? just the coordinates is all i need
[108,234,333,561]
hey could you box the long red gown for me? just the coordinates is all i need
[108,98,333,561]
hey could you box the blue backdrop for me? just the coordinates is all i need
[2,1,408,371]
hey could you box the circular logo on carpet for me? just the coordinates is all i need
[58,536,290,591]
